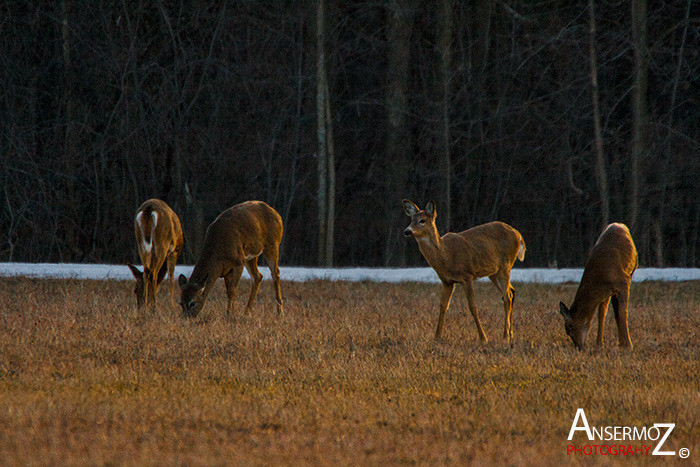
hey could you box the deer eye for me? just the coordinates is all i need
[419,219,425,224]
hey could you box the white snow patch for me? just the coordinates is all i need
[0,263,698,284]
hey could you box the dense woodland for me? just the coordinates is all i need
[1,1,698,267]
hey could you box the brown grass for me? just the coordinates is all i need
[0,277,697,465]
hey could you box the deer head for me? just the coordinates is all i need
[178,273,209,318]
[127,263,146,309]
[559,302,588,349]
[402,199,436,239]
[128,263,168,311]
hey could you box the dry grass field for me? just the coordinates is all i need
[0,276,697,465]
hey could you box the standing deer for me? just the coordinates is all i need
[559,223,637,349]
[128,199,183,312]
[402,200,526,343]
[178,200,284,318]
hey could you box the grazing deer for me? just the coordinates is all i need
[128,199,183,312]
[559,223,637,349]
[178,200,284,318]
[402,200,526,343]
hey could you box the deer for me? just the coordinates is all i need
[402,200,526,343]
[558,223,637,350]
[127,198,184,312]
[177,200,284,318]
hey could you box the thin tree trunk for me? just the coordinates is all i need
[630,0,647,238]
[281,19,305,261]
[316,0,335,266]
[657,0,690,267]
[61,0,78,259]
[437,0,453,233]
[384,0,417,266]
[588,0,609,228]
[316,0,328,265]
[324,76,335,266]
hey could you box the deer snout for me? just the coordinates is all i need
[404,228,413,237]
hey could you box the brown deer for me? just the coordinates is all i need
[128,199,183,312]
[402,200,526,343]
[559,223,637,349]
[178,200,284,318]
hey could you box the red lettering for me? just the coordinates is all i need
[600,445,609,455]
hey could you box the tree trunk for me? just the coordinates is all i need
[316,0,328,265]
[630,0,647,238]
[324,76,336,267]
[629,0,659,260]
[384,0,417,266]
[437,0,453,233]
[61,0,79,259]
[657,0,692,267]
[588,0,609,228]
[316,0,334,266]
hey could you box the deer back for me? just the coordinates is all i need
[442,222,524,279]
[190,201,283,283]
[134,199,183,270]
[571,223,637,316]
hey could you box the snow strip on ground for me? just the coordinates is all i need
[0,263,698,284]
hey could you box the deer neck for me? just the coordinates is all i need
[570,282,609,324]
[416,227,447,270]
[190,255,221,289]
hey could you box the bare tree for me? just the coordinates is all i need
[657,0,692,267]
[437,0,453,233]
[316,0,335,266]
[61,0,79,258]
[384,0,417,266]
[630,0,648,241]
[588,0,609,228]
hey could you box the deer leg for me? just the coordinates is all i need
[244,257,263,313]
[223,265,244,315]
[153,257,168,305]
[612,287,633,349]
[265,248,284,314]
[463,278,488,343]
[509,285,516,339]
[144,267,157,313]
[489,271,513,341]
[435,282,455,340]
[166,252,177,309]
[596,296,611,347]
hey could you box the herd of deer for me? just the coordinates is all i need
[128,198,638,350]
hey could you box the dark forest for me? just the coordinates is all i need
[1,1,698,267]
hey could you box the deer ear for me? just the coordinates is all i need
[425,201,436,217]
[402,199,418,217]
[127,263,142,279]
[559,302,571,319]
[178,274,188,289]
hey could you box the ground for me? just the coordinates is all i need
[0,277,697,465]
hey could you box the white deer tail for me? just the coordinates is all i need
[517,236,526,262]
